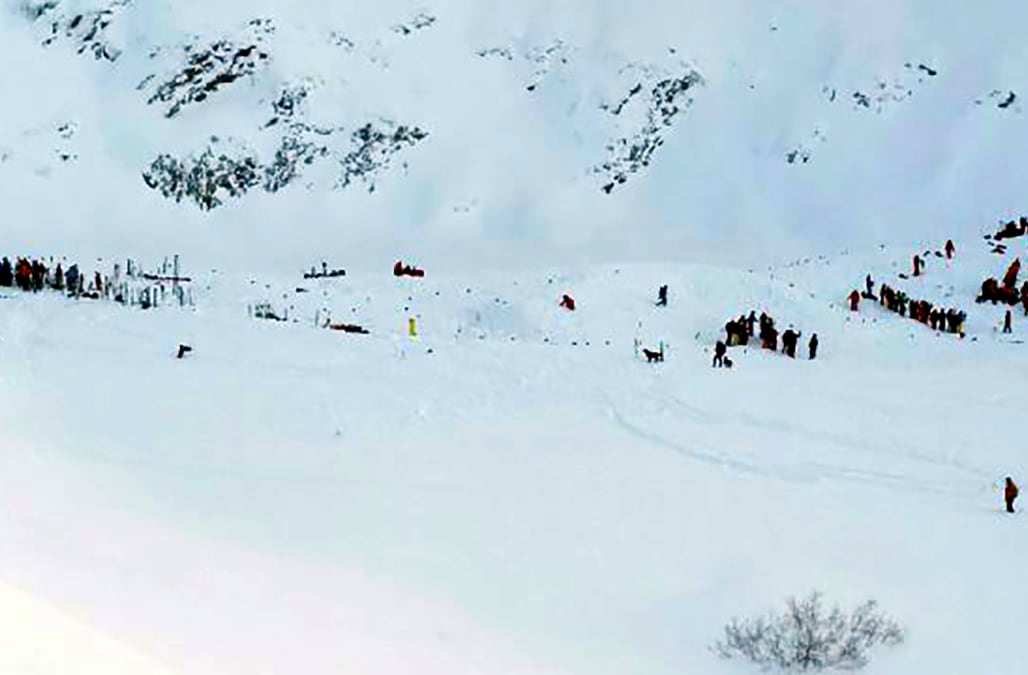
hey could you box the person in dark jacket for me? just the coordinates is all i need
[713,340,726,368]
[1004,309,1013,334]
[65,264,80,297]
[31,260,45,292]
[945,239,956,259]
[656,285,668,307]
[1005,477,1019,514]
[864,274,875,299]
[808,333,819,360]
[0,257,12,287]
[781,329,800,358]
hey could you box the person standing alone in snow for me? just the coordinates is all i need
[808,333,819,360]
[864,274,875,299]
[713,340,726,368]
[1004,309,1013,334]
[1005,477,1019,513]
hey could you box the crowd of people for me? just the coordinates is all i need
[864,279,967,335]
[0,255,186,311]
[716,310,817,367]
[977,259,1028,315]
[0,256,99,298]
[993,217,1028,241]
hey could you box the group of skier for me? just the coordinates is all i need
[0,256,92,297]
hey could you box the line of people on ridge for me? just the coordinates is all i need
[850,275,966,335]
[714,311,818,367]
[0,256,103,298]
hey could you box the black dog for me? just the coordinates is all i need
[642,347,664,363]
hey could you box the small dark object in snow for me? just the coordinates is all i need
[176,344,193,359]
[328,322,369,334]
[642,347,664,363]
[999,91,1017,109]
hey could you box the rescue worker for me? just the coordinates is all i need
[864,274,875,299]
[781,328,800,358]
[1004,258,1022,291]
[713,340,727,368]
[65,264,80,297]
[656,285,668,307]
[1005,477,1019,514]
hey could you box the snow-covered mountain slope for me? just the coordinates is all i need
[1,232,1027,674]
[2,0,1028,270]
[4,2,1028,673]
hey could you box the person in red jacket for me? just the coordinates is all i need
[848,289,860,312]
[1005,477,1019,514]
[15,258,32,291]
[1003,258,1021,291]
[559,294,576,311]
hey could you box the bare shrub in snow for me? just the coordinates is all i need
[713,592,904,671]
